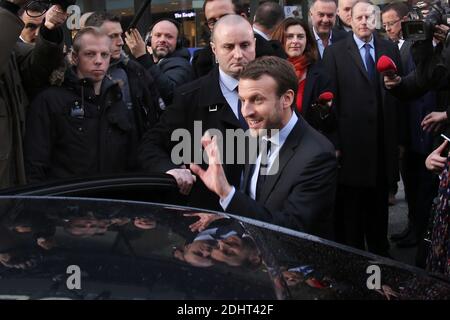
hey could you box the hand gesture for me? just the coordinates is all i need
[124,28,147,58]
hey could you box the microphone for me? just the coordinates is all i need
[317,91,334,106]
[312,91,334,121]
[376,55,398,79]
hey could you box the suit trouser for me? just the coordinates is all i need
[335,181,390,256]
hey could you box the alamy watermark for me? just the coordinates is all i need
[171,122,280,175]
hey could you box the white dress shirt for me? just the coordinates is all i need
[253,26,270,40]
[220,112,299,209]
[219,68,240,119]
[353,33,375,72]
[313,27,333,58]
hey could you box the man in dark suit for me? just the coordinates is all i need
[139,15,256,211]
[322,0,402,255]
[191,56,337,239]
[192,0,286,79]
[17,2,46,44]
[252,1,287,59]
[309,0,348,59]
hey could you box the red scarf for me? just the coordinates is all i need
[288,55,309,81]
[288,56,310,113]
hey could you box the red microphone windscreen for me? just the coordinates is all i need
[377,55,397,73]
[318,91,334,103]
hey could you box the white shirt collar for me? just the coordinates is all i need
[219,68,239,92]
[253,26,270,40]
[262,112,298,148]
[313,27,332,42]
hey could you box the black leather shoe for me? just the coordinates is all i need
[396,233,418,248]
[390,226,411,241]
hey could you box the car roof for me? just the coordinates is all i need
[0,196,449,300]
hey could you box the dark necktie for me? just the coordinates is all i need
[255,140,271,201]
[237,99,248,130]
[364,43,375,80]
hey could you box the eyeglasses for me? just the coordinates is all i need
[24,23,40,30]
[205,14,230,29]
[382,19,401,29]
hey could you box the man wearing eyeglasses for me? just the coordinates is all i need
[0,0,67,189]
[18,2,46,44]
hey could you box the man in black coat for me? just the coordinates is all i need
[24,28,137,183]
[0,0,66,189]
[334,0,357,33]
[192,0,286,79]
[322,1,402,256]
[190,56,337,238]
[85,12,162,138]
[309,0,348,59]
[124,19,194,105]
[139,15,256,211]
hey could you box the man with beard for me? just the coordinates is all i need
[125,19,194,105]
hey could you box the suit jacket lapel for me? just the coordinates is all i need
[347,35,371,83]
[199,67,241,129]
[258,117,304,202]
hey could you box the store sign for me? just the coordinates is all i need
[174,10,196,19]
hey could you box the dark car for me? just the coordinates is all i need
[0,175,449,300]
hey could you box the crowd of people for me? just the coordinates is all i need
[1,0,450,278]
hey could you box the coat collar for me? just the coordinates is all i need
[346,32,388,83]
[198,67,241,129]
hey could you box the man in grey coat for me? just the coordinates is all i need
[0,0,66,189]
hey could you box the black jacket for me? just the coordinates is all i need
[136,48,194,105]
[300,62,337,138]
[109,55,162,139]
[0,4,64,188]
[24,68,138,183]
[228,116,337,239]
[192,34,287,79]
[139,67,246,211]
[322,33,402,187]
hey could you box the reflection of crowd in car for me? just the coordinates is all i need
[2,0,450,279]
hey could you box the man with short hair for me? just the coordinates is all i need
[310,0,347,58]
[139,15,256,211]
[124,19,194,105]
[192,0,286,79]
[190,56,336,238]
[322,0,402,255]
[0,0,66,189]
[252,1,286,58]
[24,27,138,183]
[253,1,284,40]
[18,2,46,44]
[335,0,357,32]
[85,12,162,138]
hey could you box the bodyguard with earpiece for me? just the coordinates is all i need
[125,18,194,105]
